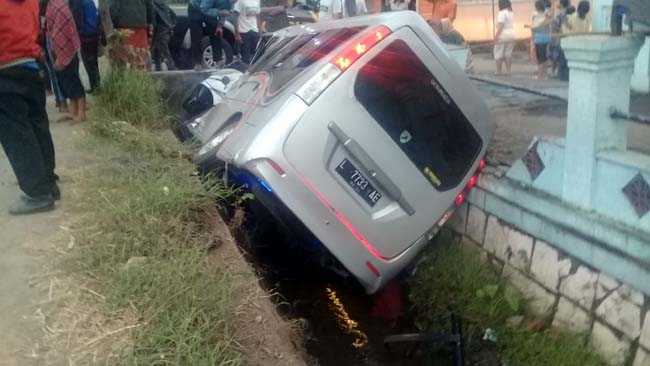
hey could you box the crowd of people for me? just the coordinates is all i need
[495,0,592,80]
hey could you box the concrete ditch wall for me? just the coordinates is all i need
[446,197,650,366]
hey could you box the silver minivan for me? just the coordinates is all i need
[193,11,494,293]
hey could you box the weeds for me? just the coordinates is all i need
[95,68,167,129]
[70,70,244,365]
[410,231,608,366]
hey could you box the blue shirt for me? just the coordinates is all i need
[191,0,232,19]
[534,28,549,44]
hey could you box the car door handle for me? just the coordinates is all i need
[328,122,416,216]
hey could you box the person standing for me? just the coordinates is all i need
[46,0,87,122]
[565,0,590,34]
[342,0,367,17]
[110,0,153,70]
[429,0,456,21]
[234,0,261,64]
[318,0,342,21]
[526,0,550,80]
[188,0,232,69]
[69,0,101,93]
[0,0,59,215]
[260,0,289,32]
[494,0,515,76]
[151,0,177,71]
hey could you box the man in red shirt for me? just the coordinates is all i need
[0,0,60,215]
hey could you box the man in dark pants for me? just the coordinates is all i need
[188,0,232,69]
[152,0,177,71]
[69,0,101,93]
[0,0,59,215]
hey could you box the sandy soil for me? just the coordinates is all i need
[0,100,83,366]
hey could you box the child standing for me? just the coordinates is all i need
[46,0,86,122]
[526,0,550,80]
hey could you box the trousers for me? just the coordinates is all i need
[0,66,56,197]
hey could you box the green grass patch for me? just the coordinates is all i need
[72,70,244,365]
[95,68,167,129]
[409,231,608,366]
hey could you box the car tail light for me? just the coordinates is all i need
[296,26,392,105]
[266,159,286,176]
[454,159,486,207]
[366,261,380,278]
[332,26,391,71]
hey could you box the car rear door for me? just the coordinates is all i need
[284,26,483,259]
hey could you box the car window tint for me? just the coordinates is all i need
[354,40,482,191]
[254,27,364,96]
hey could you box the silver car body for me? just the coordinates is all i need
[194,11,494,293]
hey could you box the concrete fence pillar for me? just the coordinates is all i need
[560,35,643,209]
[632,37,650,93]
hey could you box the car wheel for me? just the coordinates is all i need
[201,37,235,68]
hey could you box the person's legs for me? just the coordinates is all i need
[28,73,57,192]
[494,43,504,75]
[151,31,163,71]
[81,38,101,92]
[241,32,251,65]
[558,49,569,81]
[504,41,514,75]
[248,31,259,63]
[157,30,176,70]
[535,43,548,79]
[0,67,55,213]
[59,57,87,122]
[189,5,204,69]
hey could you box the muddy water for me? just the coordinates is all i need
[227,209,453,366]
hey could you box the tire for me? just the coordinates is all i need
[200,37,234,68]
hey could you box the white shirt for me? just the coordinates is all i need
[497,9,515,31]
[342,0,367,17]
[390,0,408,11]
[319,0,343,21]
[234,0,261,33]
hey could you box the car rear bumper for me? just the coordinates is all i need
[242,156,432,294]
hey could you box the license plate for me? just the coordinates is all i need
[336,159,383,207]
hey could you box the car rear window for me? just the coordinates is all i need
[354,40,482,192]
[251,27,364,96]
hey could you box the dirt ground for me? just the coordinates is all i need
[0,101,81,366]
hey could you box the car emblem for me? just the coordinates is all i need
[400,130,412,144]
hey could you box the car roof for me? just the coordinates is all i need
[273,11,431,37]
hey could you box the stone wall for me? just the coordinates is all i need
[447,202,650,366]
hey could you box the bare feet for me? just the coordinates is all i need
[55,114,73,123]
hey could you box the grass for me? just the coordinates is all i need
[70,70,245,365]
[409,231,609,366]
[95,68,167,129]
